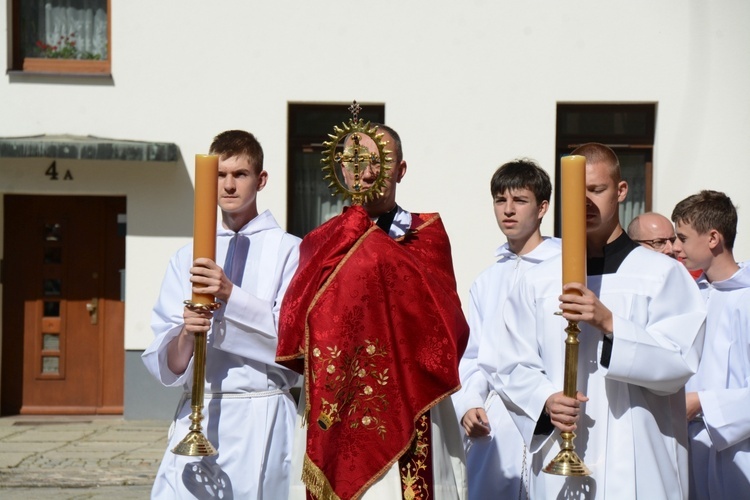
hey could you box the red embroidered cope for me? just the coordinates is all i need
[278,205,469,500]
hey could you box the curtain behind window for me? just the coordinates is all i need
[290,150,345,237]
[619,153,648,232]
[22,0,108,60]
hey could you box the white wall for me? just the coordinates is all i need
[2,1,749,350]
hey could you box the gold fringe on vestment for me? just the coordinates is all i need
[302,454,341,500]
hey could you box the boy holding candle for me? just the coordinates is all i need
[671,190,750,499]
[495,143,706,499]
[143,130,301,499]
[452,158,560,499]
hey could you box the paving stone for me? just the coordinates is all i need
[0,453,29,468]
[0,417,168,494]
[0,427,23,439]
[0,484,153,499]
[0,441,62,453]
[4,430,94,443]
[67,441,148,452]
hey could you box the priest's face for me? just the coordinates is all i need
[584,161,627,237]
[673,221,713,271]
[493,188,548,243]
[342,130,406,217]
[217,154,267,217]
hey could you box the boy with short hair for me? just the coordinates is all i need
[454,158,560,499]
[496,143,705,499]
[143,130,301,499]
[672,190,750,499]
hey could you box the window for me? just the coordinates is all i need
[554,103,656,234]
[12,0,111,74]
[287,103,386,238]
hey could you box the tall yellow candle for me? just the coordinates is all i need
[192,154,219,305]
[561,155,587,291]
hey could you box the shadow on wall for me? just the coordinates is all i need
[126,151,196,238]
[124,350,183,420]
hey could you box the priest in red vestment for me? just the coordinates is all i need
[278,124,469,500]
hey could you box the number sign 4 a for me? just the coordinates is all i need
[45,161,74,181]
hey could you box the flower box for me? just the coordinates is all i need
[22,57,110,75]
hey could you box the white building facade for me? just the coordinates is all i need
[1,1,748,418]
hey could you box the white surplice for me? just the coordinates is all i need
[687,265,750,499]
[452,237,560,499]
[497,243,706,499]
[142,210,301,500]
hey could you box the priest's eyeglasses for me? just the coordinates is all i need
[634,236,676,250]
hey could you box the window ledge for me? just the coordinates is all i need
[7,69,113,83]
[21,57,110,75]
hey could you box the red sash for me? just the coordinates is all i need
[277,205,468,500]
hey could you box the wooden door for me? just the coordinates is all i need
[2,195,125,415]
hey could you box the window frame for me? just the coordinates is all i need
[554,103,657,236]
[11,0,112,75]
[286,102,386,237]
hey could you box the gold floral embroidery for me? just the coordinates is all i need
[311,345,341,384]
[311,338,389,437]
[401,415,430,500]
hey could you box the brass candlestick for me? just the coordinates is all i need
[172,300,220,457]
[546,154,591,476]
[543,319,591,476]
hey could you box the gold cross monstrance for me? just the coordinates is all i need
[321,101,393,205]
